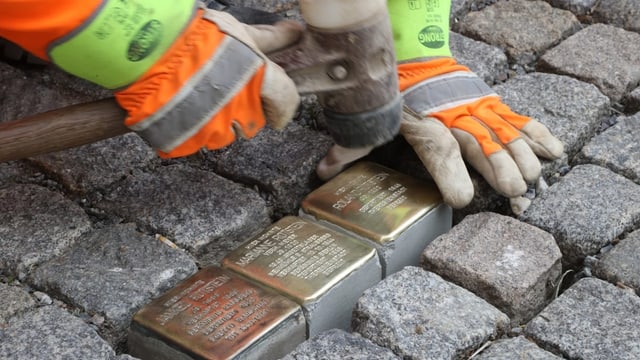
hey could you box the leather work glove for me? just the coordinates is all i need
[317,57,564,212]
[0,1,302,158]
[117,7,303,158]
[397,57,564,209]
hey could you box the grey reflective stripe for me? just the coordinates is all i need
[131,36,262,152]
[402,71,496,116]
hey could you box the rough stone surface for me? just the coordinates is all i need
[520,164,640,265]
[593,229,640,295]
[525,277,640,359]
[30,134,157,194]
[423,212,562,325]
[450,32,509,84]
[455,0,580,64]
[0,184,92,279]
[95,164,271,266]
[538,24,640,102]
[353,267,510,360]
[474,336,563,359]
[200,123,332,218]
[591,0,640,32]
[493,73,610,159]
[545,0,599,16]
[626,87,640,113]
[0,306,116,360]
[0,63,108,123]
[31,223,197,348]
[282,329,400,360]
[576,113,640,184]
[0,283,36,324]
[0,161,43,188]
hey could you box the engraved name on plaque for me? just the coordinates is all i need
[300,161,452,276]
[128,267,305,360]
[222,216,381,337]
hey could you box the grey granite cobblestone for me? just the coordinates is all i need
[576,112,640,184]
[590,0,640,32]
[94,164,271,266]
[0,161,43,188]
[281,329,400,360]
[548,0,640,33]
[352,267,510,360]
[593,229,640,295]
[0,184,92,280]
[473,336,563,360]
[200,122,333,218]
[538,24,640,102]
[455,0,580,64]
[29,134,157,194]
[520,164,640,265]
[0,283,36,324]
[422,212,562,325]
[30,223,197,349]
[450,32,509,84]
[1,0,640,358]
[626,87,640,113]
[0,306,116,360]
[525,277,640,359]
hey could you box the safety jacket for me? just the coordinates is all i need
[0,0,275,158]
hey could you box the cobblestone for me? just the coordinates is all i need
[94,164,271,266]
[455,0,580,65]
[520,164,640,265]
[422,212,562,325]
[0,184,92,280]
[576,112,640,184]
[30,223,197,349]
[593,229,640,295]
[1,0,639,359]
[539,24,640,102]
[473,336,562,359]
[352,267,509,359]
[525,277,640,359]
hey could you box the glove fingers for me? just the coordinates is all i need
[490,102,564,159]
[400,114,474,208]
[519,120,564,159]
[243,20,304,53]
[450,127,528,198]
[471,101,522,147]
[260,61,300,129]
[505,138,541,183]
[471,104,542,183]
[316,145,374,181]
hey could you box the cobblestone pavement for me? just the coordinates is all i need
[1,0,639,359]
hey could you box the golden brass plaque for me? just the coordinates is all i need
[301,162,442,244]
[131,267,300,360]
[222,216,376,303]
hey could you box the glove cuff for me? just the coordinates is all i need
[399,58,496,117]
[117,10,266,157]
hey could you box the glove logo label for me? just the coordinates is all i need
[127,20,163,62]
[418,25,445,49]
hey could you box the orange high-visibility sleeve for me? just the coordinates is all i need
[0,0,102,60]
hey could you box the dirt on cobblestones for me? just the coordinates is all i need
[1,0,639,359]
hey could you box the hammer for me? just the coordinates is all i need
[0,0,401,162]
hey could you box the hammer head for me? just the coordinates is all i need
[214,0,402,148]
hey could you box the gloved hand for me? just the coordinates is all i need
[317,57,564,211]
[397,57,564,208]
[0,1,302,158]
[117,8,303,157]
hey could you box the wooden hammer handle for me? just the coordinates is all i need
[0,98,129,162]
